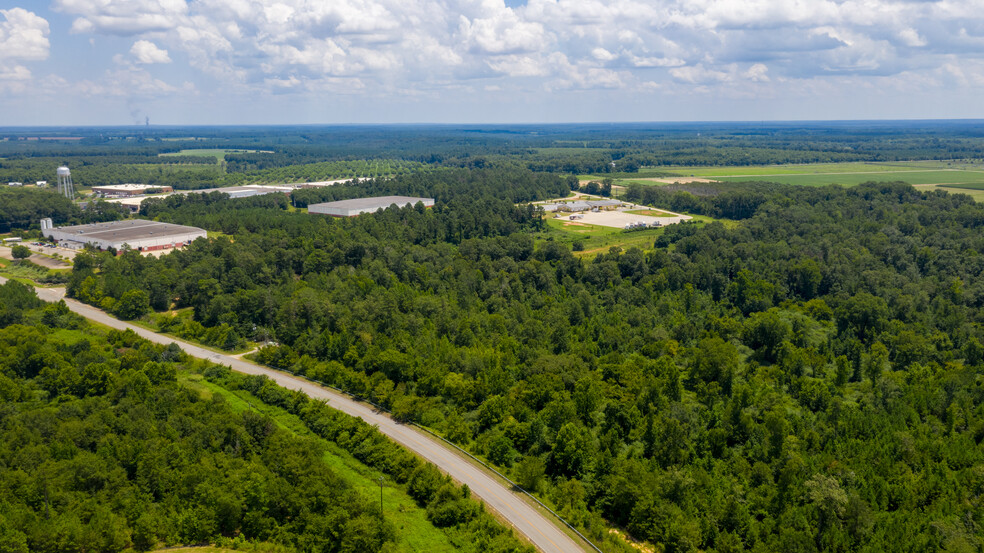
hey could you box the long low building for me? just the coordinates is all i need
[43,220,207,253]
[186,185,294,199]
[308,195,435,217]
[92,184,173,197]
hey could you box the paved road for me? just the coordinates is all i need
[1,278,585,553]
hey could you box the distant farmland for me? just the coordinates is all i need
[616,161,984,188]
[714,170,984,187]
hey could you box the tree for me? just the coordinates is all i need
[514,456,546,492]
[10,245,30,261]
[114,289,150,320]
[550,423,593,477]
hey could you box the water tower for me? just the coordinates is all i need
[56,166,75,200]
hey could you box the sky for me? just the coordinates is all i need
[1,0,984,126]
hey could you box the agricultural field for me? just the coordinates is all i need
[602,161,984,190]
[713,169,984,187]
[914,183,984,201]
[658,160,961,177]
[160,148,269,162]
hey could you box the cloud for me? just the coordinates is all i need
[131,40,172,64]
[55,0,188,35]
[0,8,50,62]
[0,8,50,91]
[38,0,984,103]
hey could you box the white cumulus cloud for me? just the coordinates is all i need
[0,8,50,91]
[131,40,172,64]
[0,8,50,62]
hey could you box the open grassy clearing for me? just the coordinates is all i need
[539,214,736,257]
[177,372,461,553]
[160,148,268,161]
[539,217,660,257]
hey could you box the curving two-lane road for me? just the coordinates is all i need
[2,278,585,553]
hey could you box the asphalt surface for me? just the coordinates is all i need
[2,277,585,553]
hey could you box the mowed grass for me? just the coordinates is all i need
[176,372,460,553]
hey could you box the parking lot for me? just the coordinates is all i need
[536,195,693,229]
[0,243,76,267]
[553,208,691,229]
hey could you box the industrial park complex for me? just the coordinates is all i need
[308,196,435,217]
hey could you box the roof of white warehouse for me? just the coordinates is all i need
[586,199,622,207]
[43,220,206,251]
[308,196,434,217]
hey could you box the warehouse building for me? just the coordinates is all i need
[42,220,206,253]
[308,195,435,217]
[92,184,173,197]
[185,185,294,199]
[587,199,623,210]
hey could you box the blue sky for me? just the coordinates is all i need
[2,0,984,125]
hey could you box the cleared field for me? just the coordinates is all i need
[540,218,663,257]
[714,170,984,187]
[936,182,984,191]
[657,161,969,177]
[914,184,984,201]
[160,148,267,161]
[605,161,984,188]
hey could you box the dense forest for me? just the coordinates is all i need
[64,164,984,552]
[0,280,532,553]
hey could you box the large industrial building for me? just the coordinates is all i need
[187,185,294,199]
[308,196,435,217]
[42,219,206,253]
[91,184,173,197]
